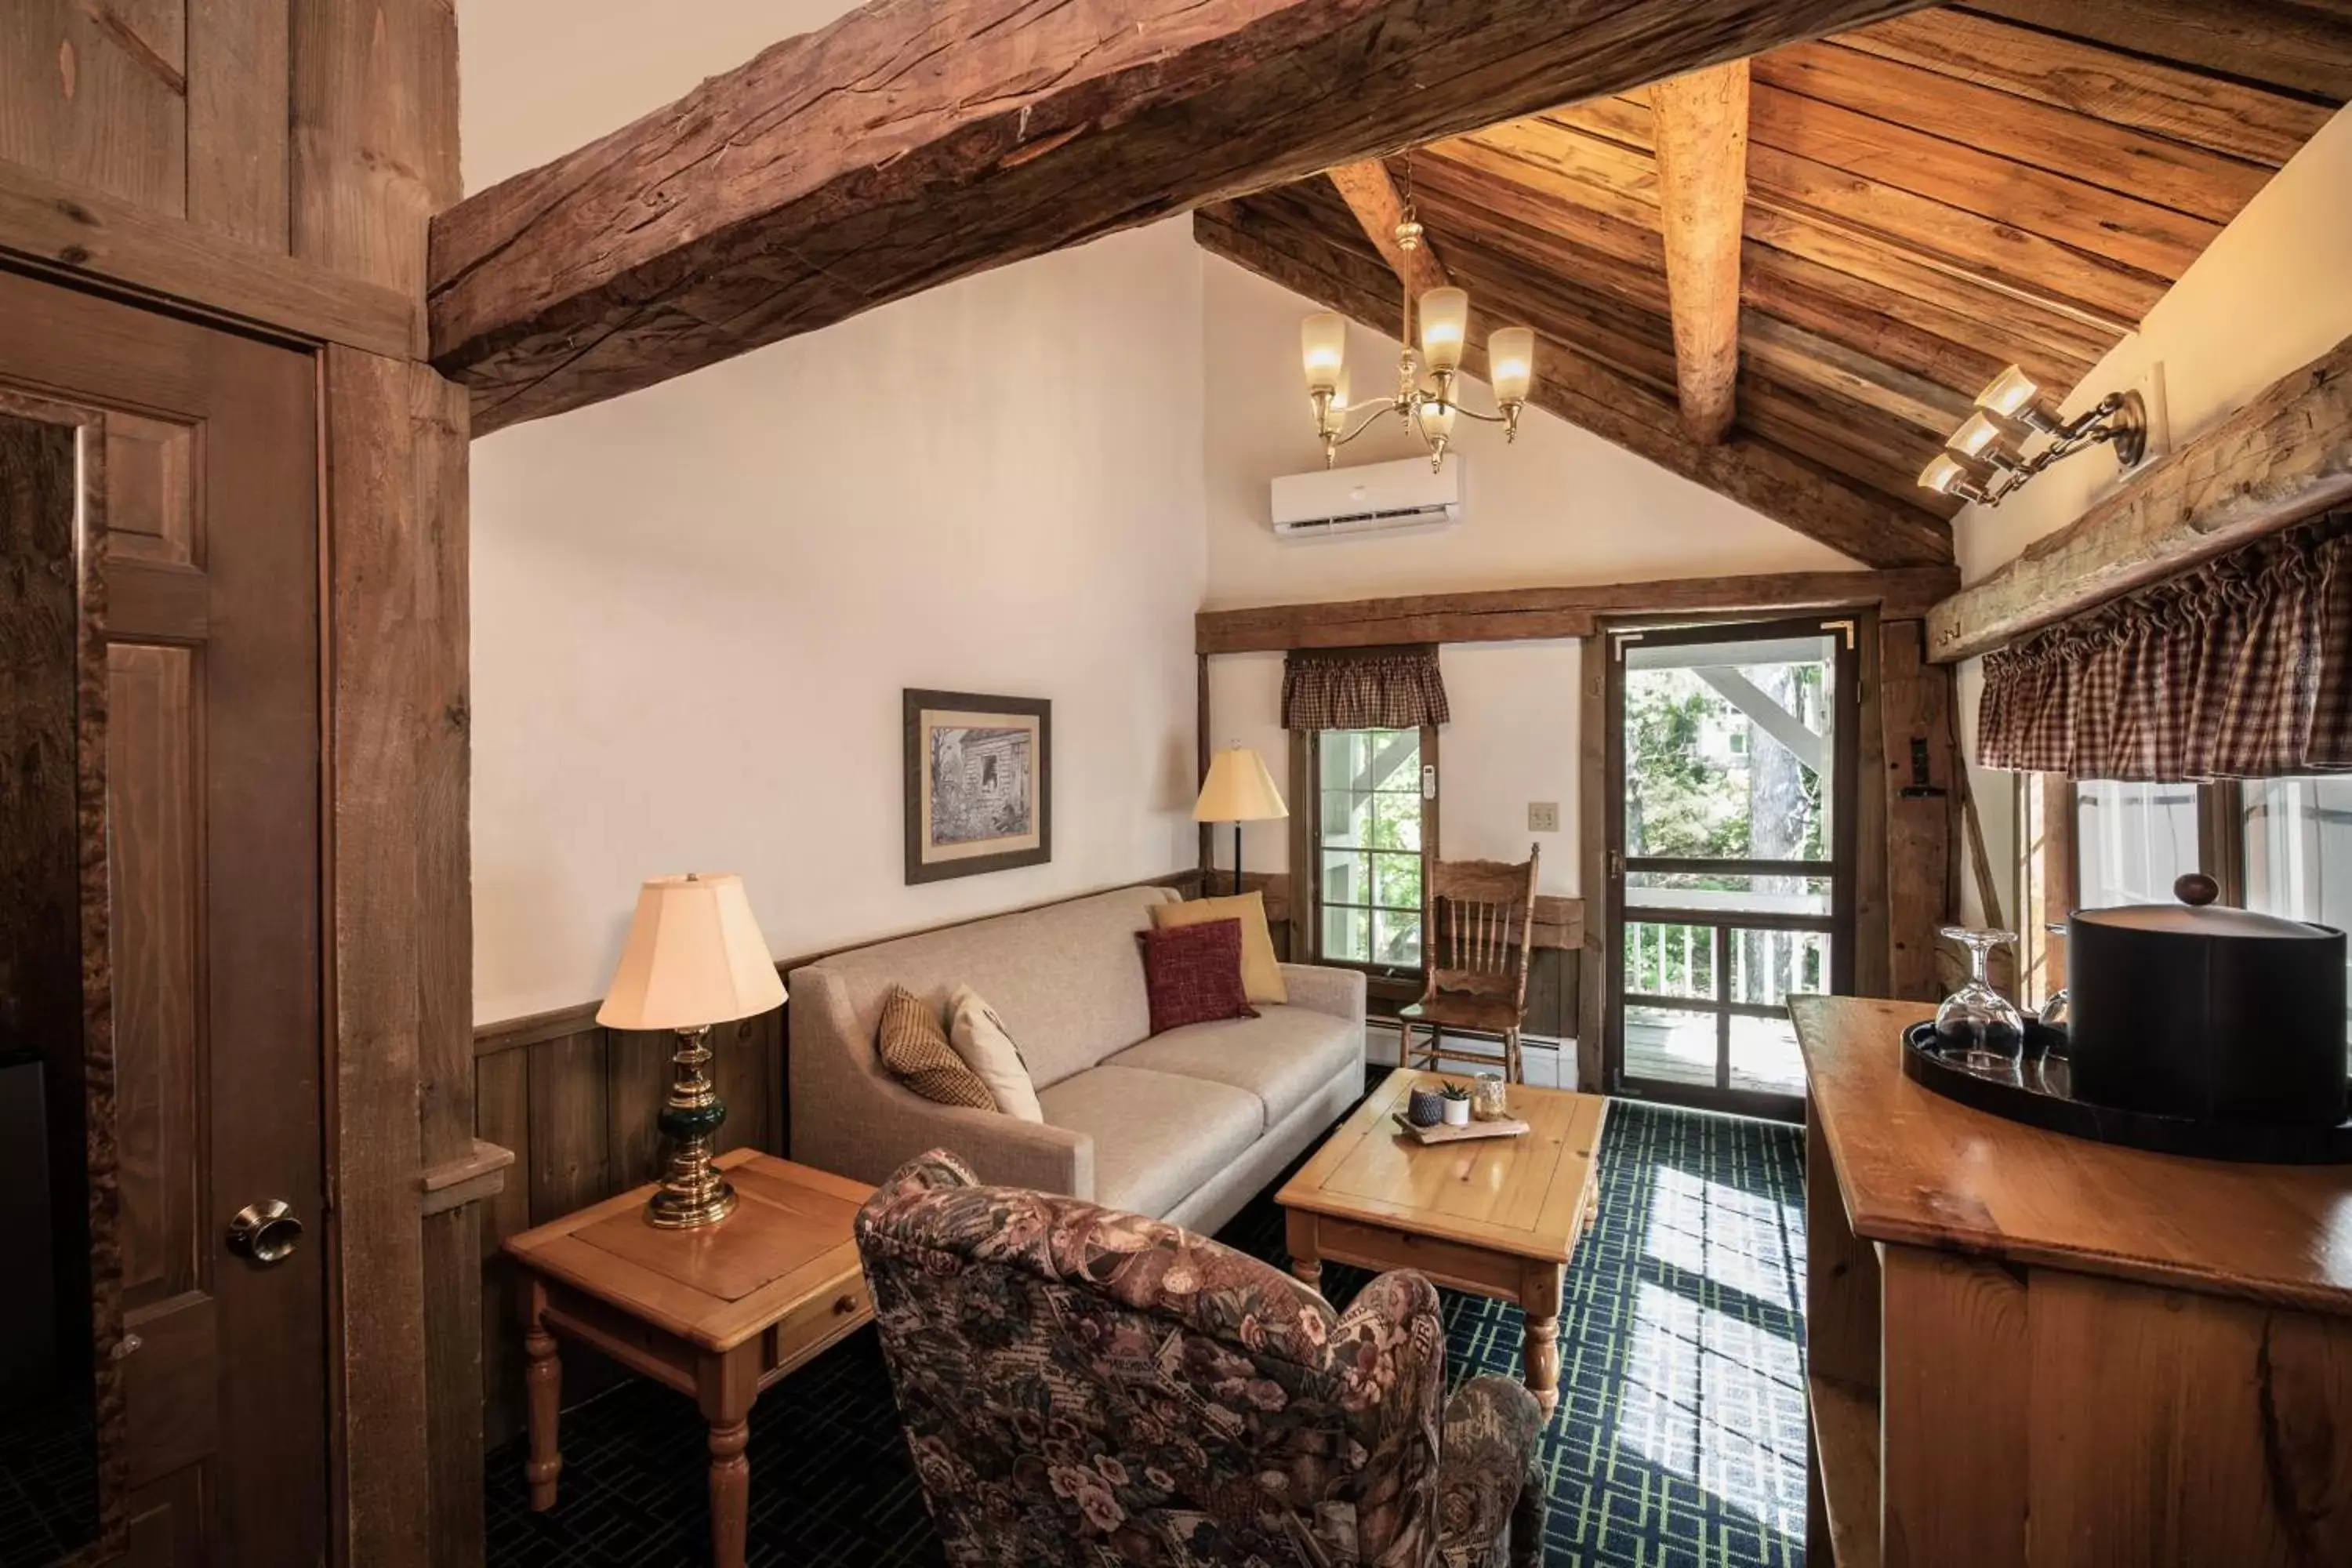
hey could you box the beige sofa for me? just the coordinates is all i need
[788,885,1366,1236]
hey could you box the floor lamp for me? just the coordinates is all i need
[1194,744,1289,896]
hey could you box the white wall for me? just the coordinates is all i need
[464,6,1207,1022]
[1954,104,2352,921]
[1200,255,1854,898]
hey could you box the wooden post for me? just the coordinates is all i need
[1649,61,1751,444]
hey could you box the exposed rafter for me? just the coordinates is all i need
[1326,160,1450,303]
[1196,188,1954,569]
[1648,61,1751,444]
[426,0,1947,433]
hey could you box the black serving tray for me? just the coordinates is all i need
[1900,1021,2352,1164]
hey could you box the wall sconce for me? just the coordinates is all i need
[1918,365,2147,507]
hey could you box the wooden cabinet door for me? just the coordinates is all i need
[0,269,327,1565]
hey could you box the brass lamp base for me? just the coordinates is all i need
[645,1023,737,1229]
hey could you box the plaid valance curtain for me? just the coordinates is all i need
[1978,510,2352,780]
[1281,645,1450,731]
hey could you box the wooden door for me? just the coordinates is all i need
[0,269,327,1564]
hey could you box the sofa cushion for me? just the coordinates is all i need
[1138,920,1258,1036]
[876,986,994,1109]
[789,885,1176,1091]
[1033,1065,1263,1220]
[1149,892,1287,1004]
[1105,1005,1360,1128]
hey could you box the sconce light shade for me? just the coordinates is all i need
[1418,288,1470,373]
[1301,313,1348,395]
[1974,365,2049,424]
[597,873,785,1032]
[1193,746,1289,824]
[1489,326,1535,404]
[1918,450,1994,499]
[1416,396,1458,444]
[1319,367,1352,437]
[1951,409,2024,466]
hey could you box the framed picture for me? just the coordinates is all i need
[903,689,1052,884]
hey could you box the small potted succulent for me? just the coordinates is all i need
[1439,1079,1475,1127]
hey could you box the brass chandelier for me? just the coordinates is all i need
[1298,197,1537,473]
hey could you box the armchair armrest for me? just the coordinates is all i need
[1436,1375,1546,1568]
[1278,963,1367,1024]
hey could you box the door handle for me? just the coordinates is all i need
[227,1200,304,1266]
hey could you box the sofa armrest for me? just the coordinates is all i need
[1279,963,1367,1025]
[789,964,1094,1199]
[1437,1374,1547,1568]
[853,1087,1095,1199]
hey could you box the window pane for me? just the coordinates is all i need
[1319,849,1371,907]
[1624,920,1716,1002]
[2075,781,2198,909]
[1373,908,1423,968]
[2242,777,2352,1057]
[1725,928,1829,1009]
[1321,904,1371,964]
[1624,1003,1717,1087]
[1372,851,1423,912]
[1729,1014,1805,1097]
[1623,653,1831,864]
[1321,789,1370,848]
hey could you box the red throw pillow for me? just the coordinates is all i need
[1138,918,1259,1035]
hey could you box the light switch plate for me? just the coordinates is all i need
[1528,800,1560,833]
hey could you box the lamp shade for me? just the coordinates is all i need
[1974,365,2042,419]
[1192,746,1289,824]
[1418,288,1469,373]
[1488,325,1535,404]
[597,873,786,1031]
[1301,312,1348,395]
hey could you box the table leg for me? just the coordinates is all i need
[699,1346,760,1568]
[1283,1208,1323,1292]
[1520,1263,1563,1419]
[522,1281,563,1510]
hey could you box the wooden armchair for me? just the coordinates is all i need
[1401,846,1541,1083]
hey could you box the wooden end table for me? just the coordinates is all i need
[1276,1069,1606,1415]
[503,1149,877,1567]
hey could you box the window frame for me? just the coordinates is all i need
[1294,724,1439,996]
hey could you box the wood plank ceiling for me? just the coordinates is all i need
[1195,1,2352,569]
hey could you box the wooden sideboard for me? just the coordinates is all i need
[1792,995,2352,1566]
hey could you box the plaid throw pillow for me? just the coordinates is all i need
[876,986,996,1110]
[1138,919,1259,1036]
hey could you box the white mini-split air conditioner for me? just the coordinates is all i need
[1270,454,1466,541]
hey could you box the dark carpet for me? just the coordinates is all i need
[486,1099,1809,1566]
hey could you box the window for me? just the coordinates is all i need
[2074,780,2201,909]
[1309,728,1431,971]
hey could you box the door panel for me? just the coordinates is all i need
[1,267,325,1566]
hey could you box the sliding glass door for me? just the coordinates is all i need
[1602,616,1859,1120]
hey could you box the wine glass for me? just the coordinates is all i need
[1935,926,2024,1073]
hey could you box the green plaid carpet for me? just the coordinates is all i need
[487,1098,1808,1566]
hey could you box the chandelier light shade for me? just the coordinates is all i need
[1417,288,1470,374]
[1301,312,1348,395]
[1489,327,1536,405]
[1294,200,1535,473]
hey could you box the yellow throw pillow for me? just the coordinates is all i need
[1150,891,1288,1005]
[876,985,995,1111]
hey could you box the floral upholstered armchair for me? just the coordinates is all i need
[854,1151,1547,1567]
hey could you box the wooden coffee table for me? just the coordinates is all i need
[504,1149,876,1567]
[1277,1069,1607,1416]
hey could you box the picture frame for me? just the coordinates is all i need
[903,689,1052,884]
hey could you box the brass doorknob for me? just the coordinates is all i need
[227,1200,303,1265]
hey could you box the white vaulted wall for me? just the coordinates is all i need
[463,5,1206,1022]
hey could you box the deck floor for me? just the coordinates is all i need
[1623,1011,1806,1098]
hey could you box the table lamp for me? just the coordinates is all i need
[1193,744,1288,896]
[597,873,786,1229]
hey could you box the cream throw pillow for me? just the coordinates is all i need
[946,985,1043,1122]
[1149,891,1288,1005]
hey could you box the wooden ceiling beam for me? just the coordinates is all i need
[1195,194,1954,569]
[1197,564,1959,652]
[427,0,1944,434]
[1926,332,2352,663]
[1325,160,1450,307]
[1649,61,1751,444]
[1973,0,2352,105]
